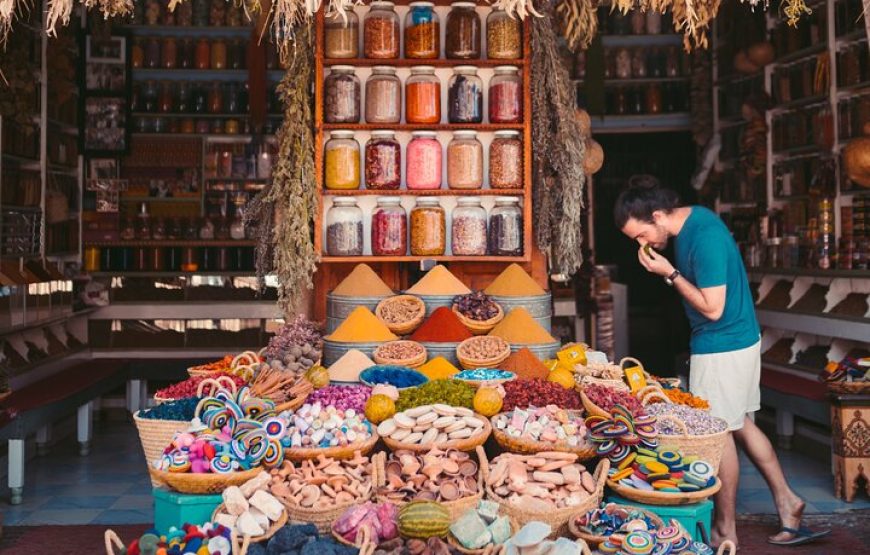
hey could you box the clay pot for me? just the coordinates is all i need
[584,139,605,175]
[734,50,760,74]
[575,109,592,136]
[747,42,775,66]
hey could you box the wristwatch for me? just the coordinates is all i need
[664,270,681,287]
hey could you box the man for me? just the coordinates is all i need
[613,176,829,548]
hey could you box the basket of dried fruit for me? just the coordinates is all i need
[457,336,511,370]
[452,292,504,335]
[376,295,427,336]
[373,340,428,368]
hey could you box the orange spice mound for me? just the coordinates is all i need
[498,347,550,380]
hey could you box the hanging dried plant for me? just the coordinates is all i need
[0,24,38,130]
[781,0,811,27]
[492,0,543,19]
[689,47,713,147]
[245,22,318,314]
[531,0,587,277]
[556,0,598,50]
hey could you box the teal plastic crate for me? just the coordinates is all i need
[153,488,223,532]
[604,495,714,543]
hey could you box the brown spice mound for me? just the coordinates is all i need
[499,347,550,380]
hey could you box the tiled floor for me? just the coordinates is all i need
[1,421,868,525]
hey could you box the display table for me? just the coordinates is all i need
[830,392,870,502]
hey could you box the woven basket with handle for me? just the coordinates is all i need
[132,411,190,487]
[654,413,728,475]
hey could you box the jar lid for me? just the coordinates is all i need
[371,130,397,138]
[494,65,521,73]
[370,1,395,8]
[495,196,521,203]
[494,130,521,138]
[333,197,359,205]
[372,65,398,73]
[417,197,441,204]
[453,130,478,138]
[410,65,436,73]
[409,1,435,6]
[330,65,356,72]
[451,1,476,7]
[330,130,355,138]
[411,131,438,138]
[453,65,479,73]
[457,196,482,205]
[377,196,403,204]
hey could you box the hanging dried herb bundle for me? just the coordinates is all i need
[0,24,38,129]
[245,23,318,314]
[556,0,598,50]
[689,47,713,147]
[531,0,587,277]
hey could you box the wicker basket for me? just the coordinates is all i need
[284,431,379,462]
[636,384,673,406]
[605,477,721,506]
[448,520,517,555]
[331,524,378,555]
[373,341,428,368]
[575,375,629,391]
[567,504,664,547]
[382,417,492,453]
[482,457,609,538]
[827,380,870,394]
[148,467,264,495]
[490,411,598,461]
[654,414,728,475]
[376,295,427,336]
[154,375,238,405]
[212,502,288,543]
[375,446,488,521]
[452,304,504,335]
[457,337,512,370]
[132,411,190,487]
[579,389,612,419]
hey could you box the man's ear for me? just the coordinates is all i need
[651,210,666,224]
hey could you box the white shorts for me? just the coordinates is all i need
[689,340,761,431]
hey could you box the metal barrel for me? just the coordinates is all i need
[510,341,561,360]
[406,294,459,317]
[490,293,553,319]
[417,341,461,366]
[326,293,390,320]
[322,339,384,367]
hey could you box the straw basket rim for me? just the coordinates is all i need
[490,412,598,461]
[452,303,505,335]
[148,467,263,494]
[457,336,511,370]
[382,417,492,453]
[654,413,729,440]
[211,502,288,543]
[579,389,612,419]
[376,295,427,335]
[283,431,379,462]
[567,503,665,546]
[373,340,428,368]
[605,477,722,506]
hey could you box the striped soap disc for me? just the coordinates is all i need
[623,531,655,555]
[656,526,681,542]
[657,450,682,467]
[597,440,618,455]
[652,542,674,555]
[688,461,713,481]
[670,536,691,552]
[689,542,714,555]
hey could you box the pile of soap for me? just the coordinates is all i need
[486,452,597,511]
[493,406,588,447]
[378,448,480,503]
[281,403,373,449]
[214,471,285,537]
[608,446,717,494]
[269,451,372,509]
[502,522,585,555]
[333,501,400,545]
[377,405,487,447]
[117,523,234,555]
[595,519,714,555]
[586,405,658,465]
[245,523,359,555]
[573,502,660,540]
[450,500,512,550]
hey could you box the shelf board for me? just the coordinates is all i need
[88,271,263,277]
[119,196,201,203]
[132,112,253,119]
[1,204,41,212]
[601,34,683,47]
[747,267,870,279]
[124,24,254,36]
[321,123,524,131]
[769,95,829,113]
[717,116,747,129]
[774,43,828,67]
[7,346,90,378]
[84,240,256,247]
[603,76,688,85]
[91,348,265,359]
[46,118,78,135]
[772,145,828,160]
[835,29,868,48]
[1,153,41,170]
[0,308,95,340]
[590,113,692,134]
[718,201,761,208]
[715,71,764,87]
[323,58,527,68]
[321,189,525,196]
[47,164,78,176]
[91,301,282,320]
[772,194,814,201]
[131,133,273,141]
[836,80,870,98]
[755,308,870,343]
[205,177,268,182]
[760,360,822,380]
[132,69,248,81]
[321,255,528,263]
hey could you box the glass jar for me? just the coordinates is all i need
[365,66,401,123]
[631,48,647,77]
[615,47,631,79]
[665,46,680,77]
[326,198,364,256]
[211,38,227,69]
[489,130,522,189]
[325,10,359,58]
[161,37,178,69]
[446,2,481,59]
[452,197,487,255]
[645,83,662,114]
[372,197,407,256]
[647,47,664,77]
[159,81,174,112]
[646,10,662,34]
[179,38,195,69]
[406,66,441,124]
[131,38,145,68]
[208,81,224,113]
[448,66,483,123]
[145,0,161,25]
[142,80,159,112]
[209,0,226,26]
[145,37,161,69]
[192,0,209,26]
[364,1,400,59]
[410,197,446,255]
[487,8,522,59]
[231,39,246,69]
[489,196,523,255]
[196,38,210,70]
[405,1,439,59]
[324,65,361,123]
[365,130,401,190]
[489,66,522,123]
[447,130,483,189]
[176,0,193,25]
[630,10,646,34]
[407,131,442,190]
[324,130,361,190]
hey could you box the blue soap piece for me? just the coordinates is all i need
[678,483,701,492]
[683,471,708,488]
[629,476,655,491]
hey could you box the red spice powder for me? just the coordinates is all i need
[498,347,550,380]
[410,307,473,342]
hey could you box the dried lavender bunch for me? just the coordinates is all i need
[263,315,324,361]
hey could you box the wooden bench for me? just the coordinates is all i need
[0,360,126,504]
[760,364,829,449]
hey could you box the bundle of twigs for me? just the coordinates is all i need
[251,366,314,406]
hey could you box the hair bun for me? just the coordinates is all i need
[627,174,661,190]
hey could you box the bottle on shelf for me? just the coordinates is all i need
[487,8,522,59]
[406,66,441,124]
[447,130,484,190]
[410,197,446,256]
[452,197,487,255]
[324,130,361,190]
[489,66,522,123]
[446,2,481,59]
[364,1,400,59]
[365,66,401,124]
[326,197,364,256]
[406,131,442,190]
[324,9,360,58]
[372,197,408,256]
[365,130,401,190]
[489,196,523,256]
[324,66,361,124]
[405,1,439,59]
[448,66,483,124]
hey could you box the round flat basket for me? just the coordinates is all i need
[567,504,664,547]
[148,467,263,495]
[376,295,427,336]
[382,417,492,453]
[655,414,728,475]
[284,431,379,462]
[212,503,287,543]
[452,304,504,336]
[132,411,191,487]
[373,341,428,368]
[457,337,512,370]
[490,412,598,461]
[605,477,722,506]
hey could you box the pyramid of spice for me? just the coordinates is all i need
[328,348,376,382]
[332,263,394,297]
[410,307,473,343]
[489,308,556,344]
[326,306,398,342]
[484,263,546,296]
[418,356,460,380]
[499,347,550,380]
[405,265,471,296]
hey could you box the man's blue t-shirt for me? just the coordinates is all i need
[673,206,760,355]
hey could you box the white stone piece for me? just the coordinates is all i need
[222,486,249,516]
[249,490,284,521]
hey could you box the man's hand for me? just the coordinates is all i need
[637,245,675,277]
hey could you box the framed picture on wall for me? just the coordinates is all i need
[84,36,127,92]
[83,97,128,153]
[80,31,131,156]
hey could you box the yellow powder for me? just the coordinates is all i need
[489,307,556,344]
[333,264,394,297]
[328,349,376,382]
[405,265,471,296]
[418,356,460,380]
[326,306,398,342]
[484,264,546,297]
